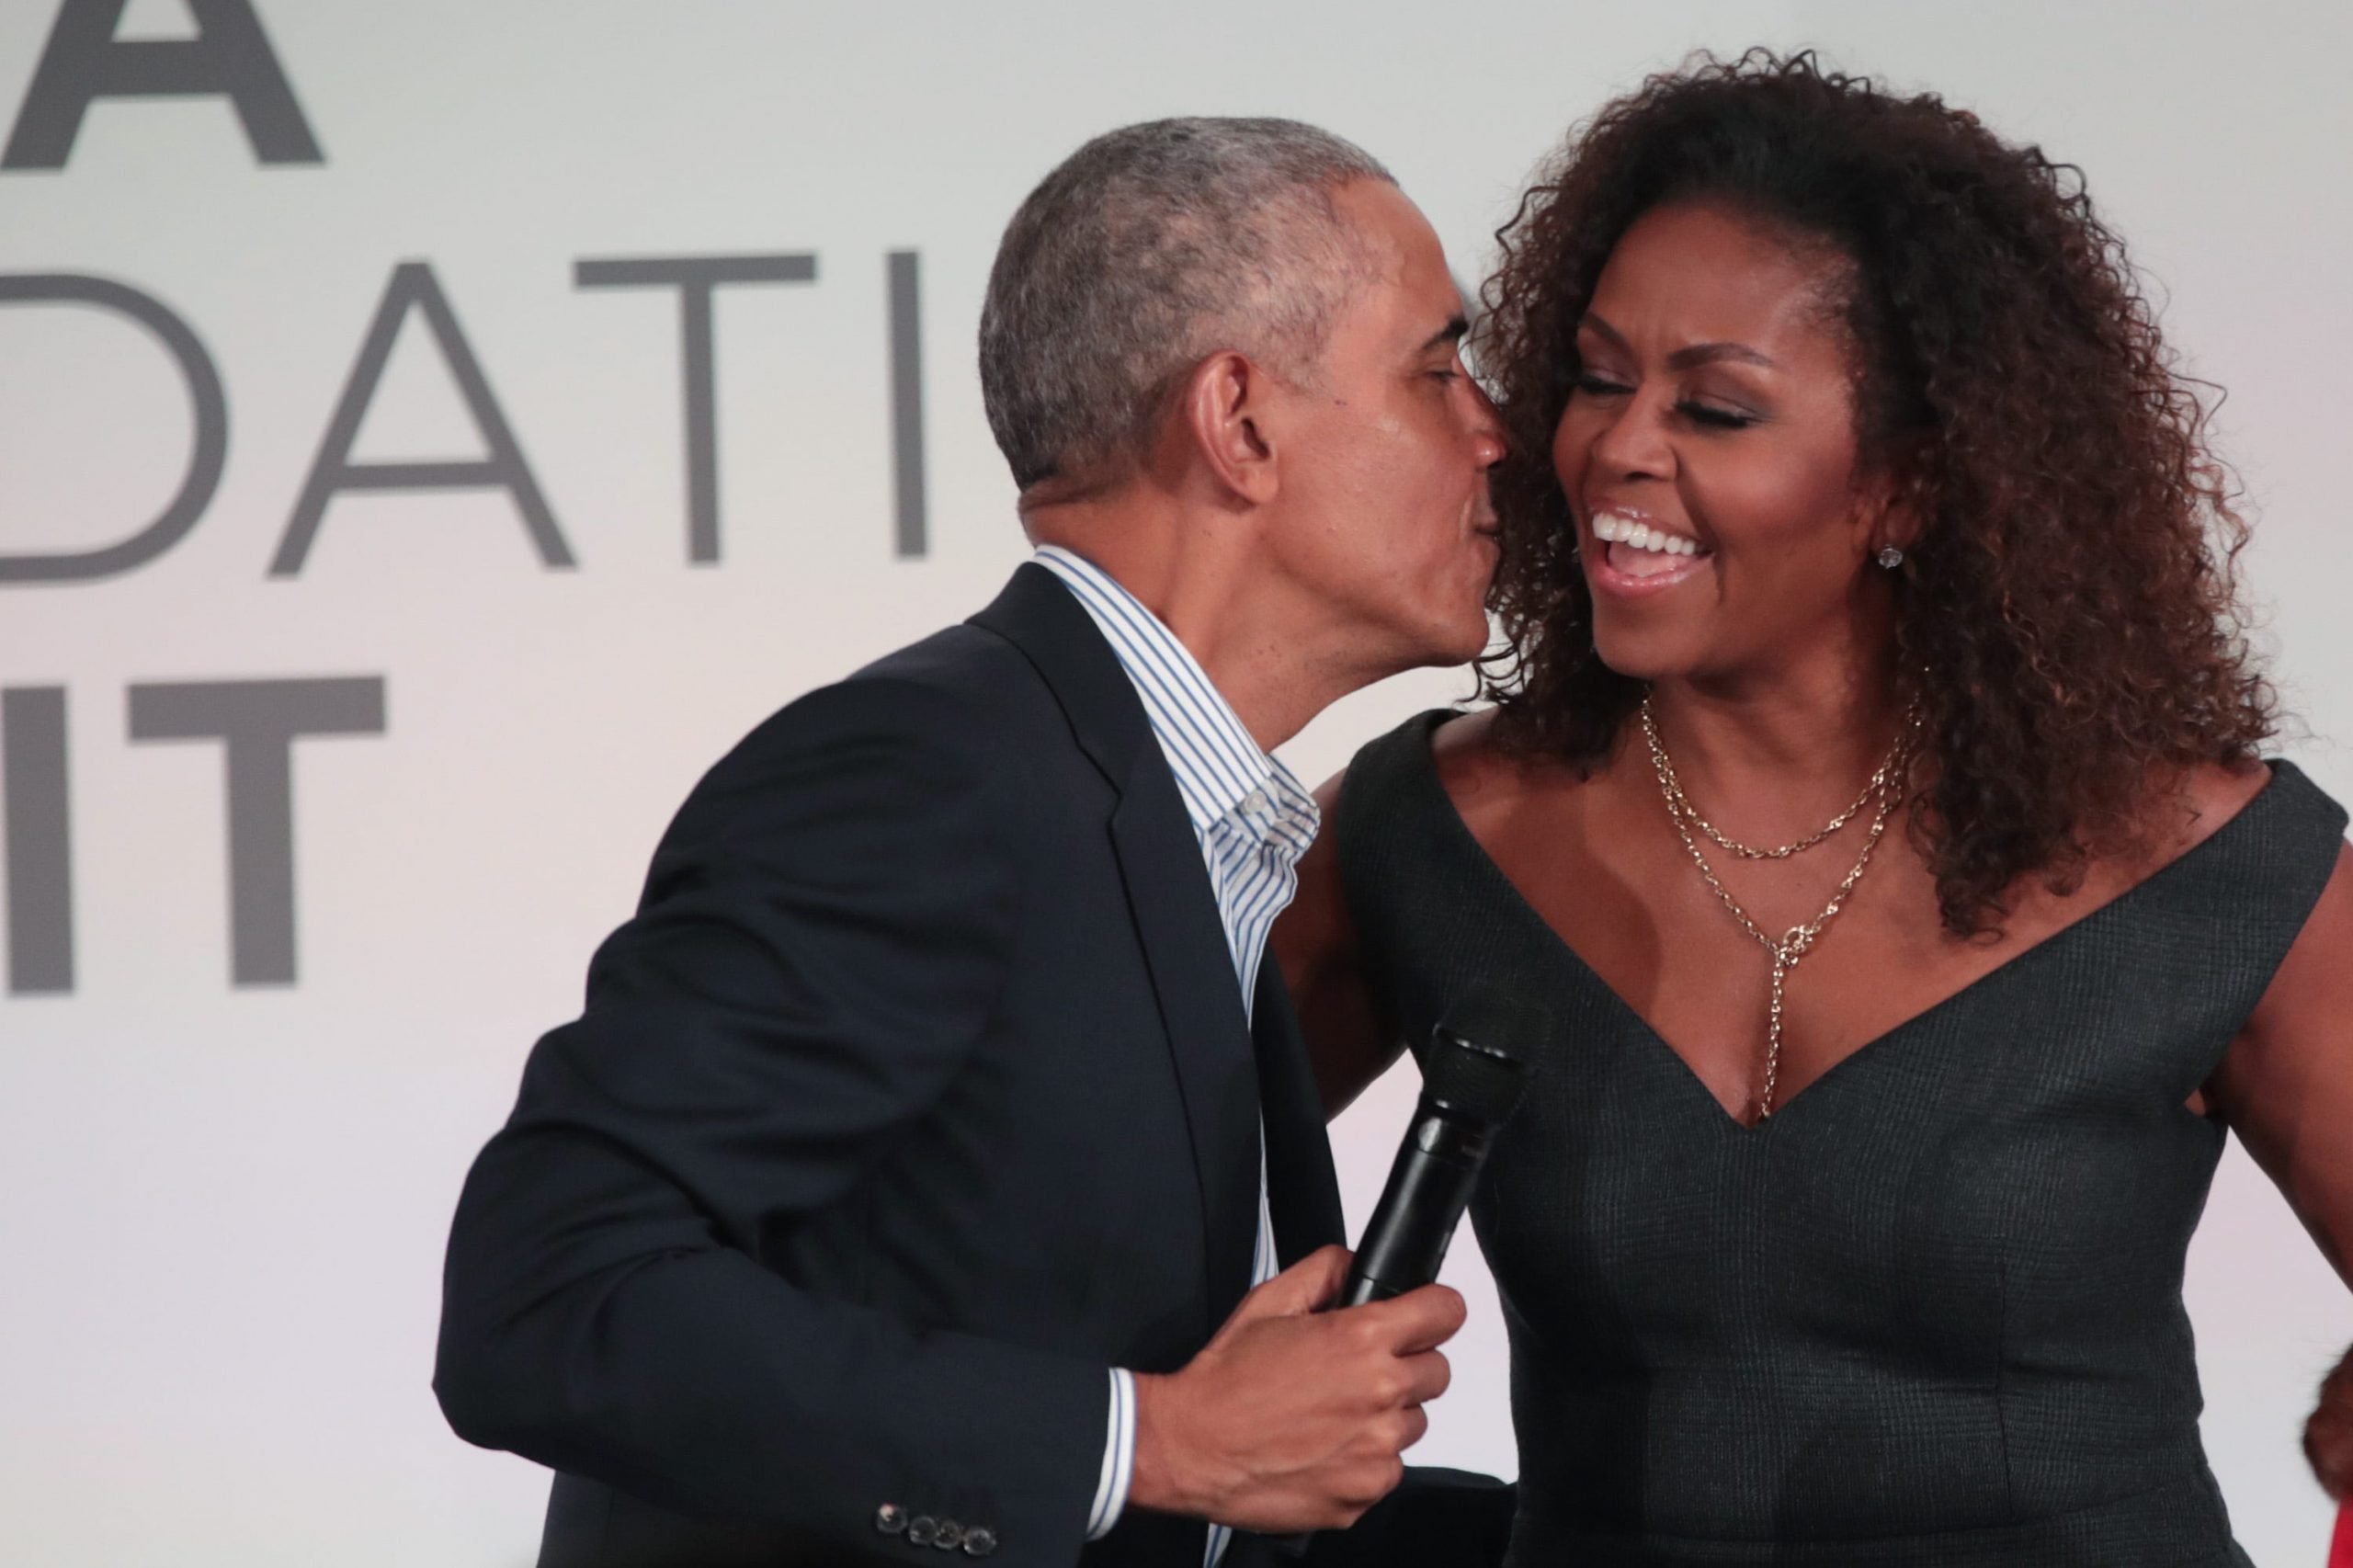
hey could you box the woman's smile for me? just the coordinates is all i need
[1584,505,1714,596]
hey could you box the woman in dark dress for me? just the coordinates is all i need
[1276,53,2353,1566]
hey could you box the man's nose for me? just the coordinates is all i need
[1464,381,1506,468]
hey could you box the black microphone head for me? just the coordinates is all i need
[1422,991,1542,1127]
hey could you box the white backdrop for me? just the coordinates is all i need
[2,2,2347,1563]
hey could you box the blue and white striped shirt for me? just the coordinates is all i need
[1032,547,1319,1564]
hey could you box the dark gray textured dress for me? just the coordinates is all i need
[1335,712,2347,1567]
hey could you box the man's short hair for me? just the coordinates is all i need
[980,117,1395,491]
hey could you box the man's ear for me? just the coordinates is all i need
[1180,350,1280,506]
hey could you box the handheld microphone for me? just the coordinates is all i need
[1268,1002,1537,1559]
[1338,1000,1536,1309]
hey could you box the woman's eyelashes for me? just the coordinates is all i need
[1678,400,1761,430]
[1569,371,1760,430]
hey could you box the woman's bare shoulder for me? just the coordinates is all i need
[1430,705,1529,797]
[1427,703,1500,764]
[1428,706,1586,825]
[2187,758,2274,833]
[2142,758,2278,867]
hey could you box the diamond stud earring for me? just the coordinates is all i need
[1876,545,1905,570]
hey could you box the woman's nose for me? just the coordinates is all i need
[1588,392,1673,480]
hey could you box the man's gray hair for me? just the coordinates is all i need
[980,117,1395,491]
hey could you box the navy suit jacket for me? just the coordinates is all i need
[436,564,1347,1568]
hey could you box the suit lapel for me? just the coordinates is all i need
[1109,765,1262,1330]
[1251,962,1346,1264]
[972,565,1263,1327]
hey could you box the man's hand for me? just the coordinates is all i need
[1128,1244,1466,1533]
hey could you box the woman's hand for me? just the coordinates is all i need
[2310,1344,2353,1500]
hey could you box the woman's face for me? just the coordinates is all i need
[1553,200,1898,686]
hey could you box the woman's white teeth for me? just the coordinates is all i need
[1592,513,1698,556]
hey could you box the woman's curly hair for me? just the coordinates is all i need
[1474,50,2278,936]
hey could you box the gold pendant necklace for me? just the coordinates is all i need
[1638,697,1915,1119]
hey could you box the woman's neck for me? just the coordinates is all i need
[1636,659,1911,840]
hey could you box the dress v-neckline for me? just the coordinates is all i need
[1409,714,2288,1132]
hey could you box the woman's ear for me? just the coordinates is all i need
[1180,350,1279,506]
[1889,462,1930,551]
[1859,448,1927,560]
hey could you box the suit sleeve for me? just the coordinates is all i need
[434,676,1107,1562]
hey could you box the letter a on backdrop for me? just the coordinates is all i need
[272,263,573,575]
[2,0,323,169]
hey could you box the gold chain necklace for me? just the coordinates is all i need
[1638,697,1915,1119]
[1646,711,1908,860]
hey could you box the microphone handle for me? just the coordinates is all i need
[1268,1110,1495,1558]
[1338,1108,1492,1307]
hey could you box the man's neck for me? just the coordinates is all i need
[1027,496,1345,756]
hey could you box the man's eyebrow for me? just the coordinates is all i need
[1418,315,1470,354]
[1579,312,1777,370]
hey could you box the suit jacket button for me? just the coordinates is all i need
[933,1520,964,1551]
[961,1526,998,1557]
[907,1516,939,1547]
[874,1504,907,1536]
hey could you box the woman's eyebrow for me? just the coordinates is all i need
[1579,312,1778,370]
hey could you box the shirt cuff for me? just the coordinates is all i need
[1086,1367,1137,1540]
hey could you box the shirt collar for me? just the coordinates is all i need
[1029,546,1318,849]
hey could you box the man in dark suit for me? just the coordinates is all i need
[435,117,1506,1568]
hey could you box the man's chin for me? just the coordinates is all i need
[1372,598,1495,678]
[1424,615,1497,672]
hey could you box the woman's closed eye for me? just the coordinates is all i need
[1677,399,1761,430]
[1572,371,1759,431]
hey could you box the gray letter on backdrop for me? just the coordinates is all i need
[574,254,817,564]
[3,0,323,170]
[127,677,385,986]
[273,263,570,575]
[887,251,927,560]
[4,688,74,995]
[0,275,227,585]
